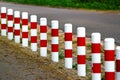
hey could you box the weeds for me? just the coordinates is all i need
[86,64,89,72]
[72,63,77,70]
[86,43,91,50]
[59,50,64,60]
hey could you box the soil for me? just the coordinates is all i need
[0,36,87,80]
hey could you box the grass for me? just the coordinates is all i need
[72,63,77,70]
[59,50,64,60]
[4,0,120,10]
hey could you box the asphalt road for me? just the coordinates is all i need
[0,2,120,44]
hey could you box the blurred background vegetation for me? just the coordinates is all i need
[4,0,120,10]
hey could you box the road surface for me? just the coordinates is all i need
[0,2,120,44]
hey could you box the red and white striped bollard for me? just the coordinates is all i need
[14,11,20,43]
[51,20,59,62]
[7,9,13,40]
[65,23,72,69]
[30,15,37,51]
[116,46,120,80]
[92,33,101,80]
[22,12,28,47]
[104,38,115,80]
[40,18,47,57]
[1,7,7,36]
[77,27,86,76]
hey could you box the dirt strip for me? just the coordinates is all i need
[0,36,88,80]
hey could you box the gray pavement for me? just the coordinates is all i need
[0,2,120,44]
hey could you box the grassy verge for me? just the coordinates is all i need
[3,0,120,10]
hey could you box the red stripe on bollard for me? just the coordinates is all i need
[14,18,20,23]
[77,55,86,64]
[65,50,72,58]
[31,22,37,29]
[65,33,72,41]
[52,44,58,52]
[105,72,115,80]
[52,29,58,36]
[14,30,20,35]
[92,63,101,73]
[116,60,120,72]
[40,40,47,47]
[22,32,28,38]
[40,26,47,33]
[8,27,13,32]
[31,36,37,43]
[22,19,28,25]
[92,44,101,53]
[77,37,86,46]
[1,24,6,29]
[105,50,115,61]
[1,13,6,18]
[8,15,13,20]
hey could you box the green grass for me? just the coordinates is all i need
[4,0,120,10]
[72,63,77,69]
[59,50,64,60]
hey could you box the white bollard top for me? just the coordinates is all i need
[92,33,101,43]
[22,12,28,19]
[65,23,72,33]
[40,18,47,26]
[77,27,86,37]
[14,11,20,17]
[116,46,120,59]
[1,7,6,13]
[30,15,37,22]
[7,9,13,15]
[51,20,59,29]
[104,38,115,50]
